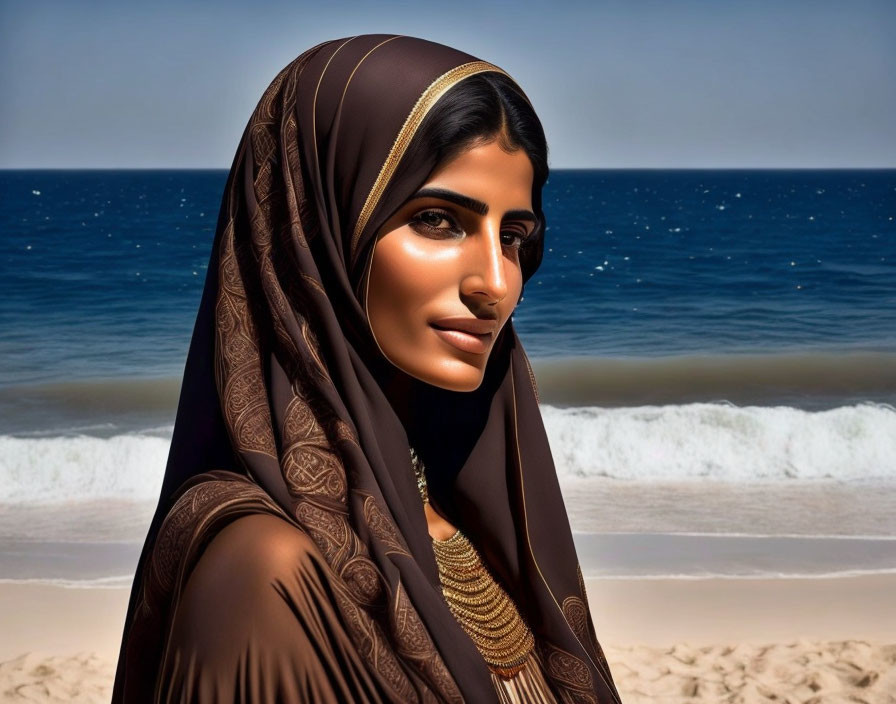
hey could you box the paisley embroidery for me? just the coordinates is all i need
[574,563,615,686]
[561,594,590,646]
[391,581,433,658]
[282,395,347,502]
[537,642,598,704]
[545,645,593,689]
[145,475,286,612]
[331,417,362,449]
[215,223,277,460]
[362,492,412,558]
[340,555,387,607]
[329,573,417,702]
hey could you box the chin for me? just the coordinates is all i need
[436,375,483,393]
[410,363,484,392]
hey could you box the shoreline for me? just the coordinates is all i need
[5,528,896,584]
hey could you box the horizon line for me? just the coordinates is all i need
[2,166,895,172]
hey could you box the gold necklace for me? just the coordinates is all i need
[410,447,535,679]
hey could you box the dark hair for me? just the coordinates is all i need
[393,72,550,282]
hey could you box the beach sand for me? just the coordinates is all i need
[588,575,896,702]
[2,575,895,702]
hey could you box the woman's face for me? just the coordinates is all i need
[365,137,537,392]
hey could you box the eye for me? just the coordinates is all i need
[409,208,535,252]
[501,230,526,249]
[501,226,533,250]
[410,209,462,237]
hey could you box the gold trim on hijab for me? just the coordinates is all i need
[350,60,511,260]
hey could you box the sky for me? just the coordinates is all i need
[1,0,894,169]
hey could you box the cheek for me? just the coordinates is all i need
[367,235,441,336]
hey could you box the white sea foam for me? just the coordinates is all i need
[0,433,169,503]
[1,402,894,505]
[0,575,134,589]
[541,401,896,482]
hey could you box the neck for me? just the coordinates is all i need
[371,358,492,525]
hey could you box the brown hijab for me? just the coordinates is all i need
[112,34,621,703]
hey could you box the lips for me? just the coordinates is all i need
[429,316,497,355]
[429,316,498,336]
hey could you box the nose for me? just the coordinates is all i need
[460,220,508,304]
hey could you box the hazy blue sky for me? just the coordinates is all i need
[1,0,894,168]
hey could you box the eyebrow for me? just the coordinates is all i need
[409,187,537,224]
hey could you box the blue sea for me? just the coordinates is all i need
[1,169,895,584]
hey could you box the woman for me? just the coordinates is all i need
[112,34,621,703]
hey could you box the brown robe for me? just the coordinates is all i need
[112,34,622,703]
[160,513,393,702]
[158,511,559,703]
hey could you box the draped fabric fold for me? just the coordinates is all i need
[112,34,621,703]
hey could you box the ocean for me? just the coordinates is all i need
[2,168,895,585]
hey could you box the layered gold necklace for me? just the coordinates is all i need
[410,447,535,679]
